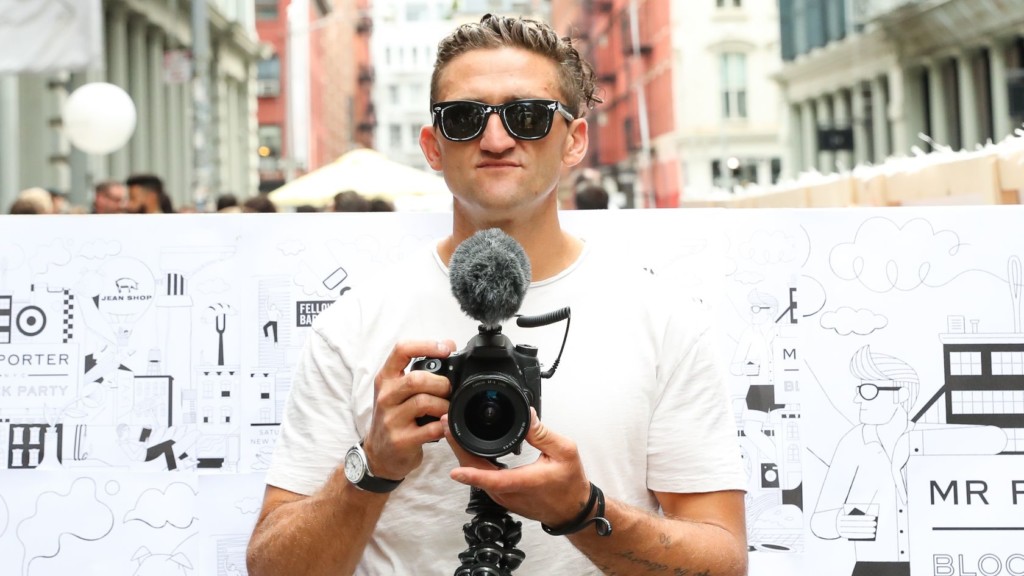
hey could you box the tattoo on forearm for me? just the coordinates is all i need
[615,550,668,571]
[601,553,712,576]
[658,532,672,549]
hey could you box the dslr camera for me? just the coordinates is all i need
[412,308,569,460]
[412,326,541,459]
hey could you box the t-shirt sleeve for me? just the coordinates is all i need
[264,321,361,496]
[647,305,746,494]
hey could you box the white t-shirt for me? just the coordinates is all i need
[266,238,745,575]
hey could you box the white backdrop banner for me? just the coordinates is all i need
[1,207,1022,575]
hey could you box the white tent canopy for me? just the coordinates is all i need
[268,148,452,211]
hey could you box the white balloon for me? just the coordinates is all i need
[62,82,137,155]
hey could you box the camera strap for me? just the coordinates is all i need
[541,482,612,537]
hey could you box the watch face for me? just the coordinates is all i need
[344,449,364,483]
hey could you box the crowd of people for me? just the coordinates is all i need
[5,174,398,215]
[8,172,611,215]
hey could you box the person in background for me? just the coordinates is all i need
[46,187,69,213]
[248,13,746,576]
[216,193,240,212]
[10,187,54,214]
[368,197,395,212]
[295,204,320,213]
[243,194,278,213]
[93,180,127,214]
[574,184,609,210]
[332,190,370,212]
[126,174,170,214]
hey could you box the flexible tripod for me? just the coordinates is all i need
[454,487,526,576]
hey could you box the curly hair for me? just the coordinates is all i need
[430,13,602,118]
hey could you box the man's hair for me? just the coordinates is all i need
[431,14,602,118]
[333,190,370,212]
[216,193,239,211]
[574,184,609,209]
[243,194,278,213]
[126,174,165,195]
[94,180,123,197]
[850,345,920,409]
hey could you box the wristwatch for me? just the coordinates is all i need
[344,443,403,493]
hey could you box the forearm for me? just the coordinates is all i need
[568,498,748,576]
[247,470,387,576]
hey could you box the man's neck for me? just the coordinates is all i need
[441,210,584,282]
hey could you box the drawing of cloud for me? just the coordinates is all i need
[79,240,121,260]
[731,270,764,285]
[16,477,114,574]
[124,483,197,529]
[31,240,73,274]
[820,307,888,335]
[236,496,263,515]
[196,278,230,294]
[739,230,800,266]
[829,217,962,292]
[278,240,306,256]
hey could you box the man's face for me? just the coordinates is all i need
[420,47,587,220]
[95,184,126,214]
[126,185,149,214]
[853,380,903,424]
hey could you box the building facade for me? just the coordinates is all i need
[255,0,374,193]
[0,0,266,212]
[555,0,785,207]
[777,0,1024,178]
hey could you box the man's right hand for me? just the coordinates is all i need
[361,339,457,481]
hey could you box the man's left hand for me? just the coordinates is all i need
[443,409,592,529]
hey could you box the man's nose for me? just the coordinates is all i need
[479,112,515,152]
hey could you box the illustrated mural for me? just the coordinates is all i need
[2,208,1023,575]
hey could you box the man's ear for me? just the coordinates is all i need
[562,118,589,168]
[420,125,443,171]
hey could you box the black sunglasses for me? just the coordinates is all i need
[431,99,575,142]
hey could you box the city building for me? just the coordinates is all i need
[255,0,374,192]
[776,0,1024,178]
[0,0,266,212]
[554,0,785,207]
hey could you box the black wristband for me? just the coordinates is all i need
[541,482,613,537]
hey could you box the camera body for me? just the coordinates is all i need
[412,327,541,459]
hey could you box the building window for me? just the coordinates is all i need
[721,53,747,119]
[389,85,400,105]
[406,2,428,21]
[258,125,282,158]
[410,124,421,146]
[204,382,213,398]
[950,351,982,375]
[389,124,402,147]
[951,389,1024,415]
[992,351,1024,375]
[716,0,742,6]
[256,56,281,97]
[255,0,278,20]
[220,380,231,398]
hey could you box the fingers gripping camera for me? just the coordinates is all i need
[412,327,542,459]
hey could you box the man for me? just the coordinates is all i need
[93,180,127,214]
[247,14,746,575]
[810,345,919,576]
[574,184,609,209]
[125,173,171,214]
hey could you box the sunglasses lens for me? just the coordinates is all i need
[504,101,552,139]
[441,103,487,140]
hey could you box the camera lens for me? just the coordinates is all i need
[449,372,531,458]
[465,391,514,441]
